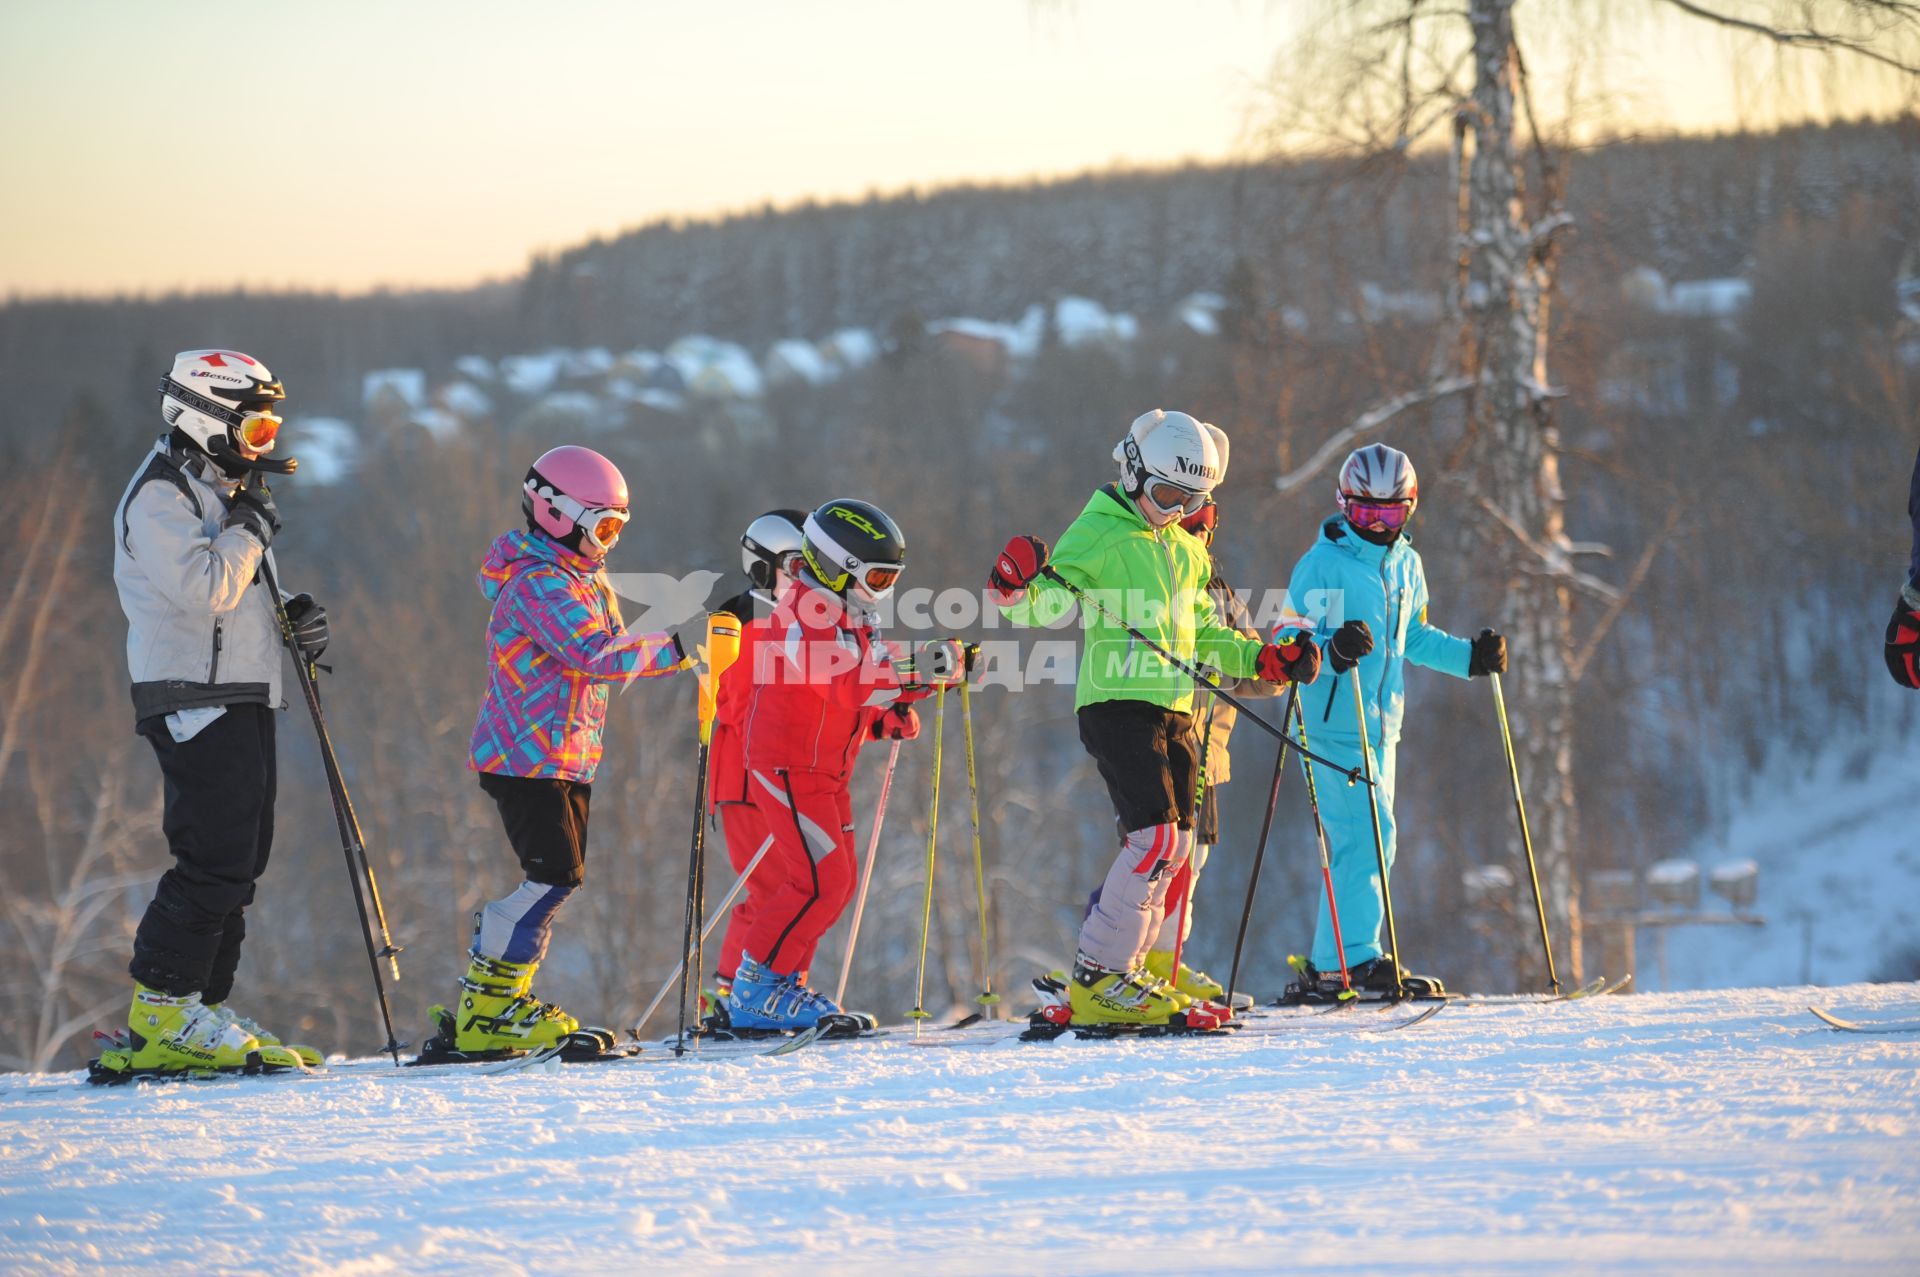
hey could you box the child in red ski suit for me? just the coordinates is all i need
[724,499,942,1031]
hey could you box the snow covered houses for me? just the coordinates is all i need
[292,267,1781,481]
[291,294,1209,480]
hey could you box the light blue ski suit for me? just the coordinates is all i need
[1281,517,1473,970]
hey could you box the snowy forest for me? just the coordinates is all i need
[2,118,1915,1069]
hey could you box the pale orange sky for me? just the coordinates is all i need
[0,1,1907,299]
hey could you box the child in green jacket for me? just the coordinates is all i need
[988,410,1321,1028]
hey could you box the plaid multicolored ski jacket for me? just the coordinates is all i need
[468,530,684,781]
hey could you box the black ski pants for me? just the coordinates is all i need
[1077,699,1199,833]
[130,703,276,1003]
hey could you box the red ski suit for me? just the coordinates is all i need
[722,577,910,977]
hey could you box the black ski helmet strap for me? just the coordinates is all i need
[1120,434,1146,495]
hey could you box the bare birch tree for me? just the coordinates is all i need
[1268,0,1920,984]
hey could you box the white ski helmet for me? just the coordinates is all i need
[159,350,286,460]
[1113,409,1228,514]
[741,508,807,591]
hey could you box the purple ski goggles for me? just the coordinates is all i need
[1341,496,1414,534]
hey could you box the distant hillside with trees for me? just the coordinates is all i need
[0,119,1914,1066]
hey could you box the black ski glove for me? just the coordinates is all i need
[1469,628,1508,677]
[283,593,329,661]
[1326,619,1375,675]
[226,481,281,549]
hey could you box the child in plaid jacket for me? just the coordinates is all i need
[444,446,689,1056]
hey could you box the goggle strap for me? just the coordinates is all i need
[160,376,249,430]
[528,479,626,528]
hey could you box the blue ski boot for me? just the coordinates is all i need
[726,954,818,1031]
[786,975,844,1021]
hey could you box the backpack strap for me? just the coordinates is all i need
[121,440,205,553]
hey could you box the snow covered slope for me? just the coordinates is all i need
[1663,750,1920,990]
[2,983,1916,1274]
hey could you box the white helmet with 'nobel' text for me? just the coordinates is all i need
[1114,409,1228,516]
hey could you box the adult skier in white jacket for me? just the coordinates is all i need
[104,349,326,1077]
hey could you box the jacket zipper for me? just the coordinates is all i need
[1374,556,1397,716]
[209,620,224,684]
[1155,526,1179,684]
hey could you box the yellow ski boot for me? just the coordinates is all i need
[1143,949,1225,1004]
[208,1002,324,1068]
[452,953,579,1053]
[93,985,306,1081]
[1067,957,1186,1027]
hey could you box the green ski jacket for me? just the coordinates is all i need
[998,485,1265,713]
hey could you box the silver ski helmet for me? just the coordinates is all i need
[1336,442,1418,536]
[159,350,286,463]
[742,508,808,591]
[801,498,905,602]
[1114,409,1228,519]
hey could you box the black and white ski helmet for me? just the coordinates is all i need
[801,498,906,602]
[741,508,808,590]
[1336,443,1418,506]
[159,350,286,463]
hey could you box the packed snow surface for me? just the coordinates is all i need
[2,983,1915,1274]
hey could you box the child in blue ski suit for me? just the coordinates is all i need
[1281,443,1505,995]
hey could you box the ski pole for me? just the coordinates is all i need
[1350,670,1406,1001]
[674,613,740,1055]
[631,826,778,1036]
[1293,692,1353,996]
[1037,566,1366,783]
[833,739,904,1006]
[1167,691,1217,1006]
[908,683,947,1037]
[958,666,1000,1016]
[671,743,709,1054]
[1487,638,1559,994]
[1225,682,1298,1008]
[247,470,405,1065]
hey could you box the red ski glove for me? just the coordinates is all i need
[988,535,1050,606]
[870,704,921,741]
[1887,591,1920,689]
[1256,634,1322,685]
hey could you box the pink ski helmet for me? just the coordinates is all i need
[522,445,630,557]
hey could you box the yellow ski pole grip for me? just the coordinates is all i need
[698,612,741,744]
